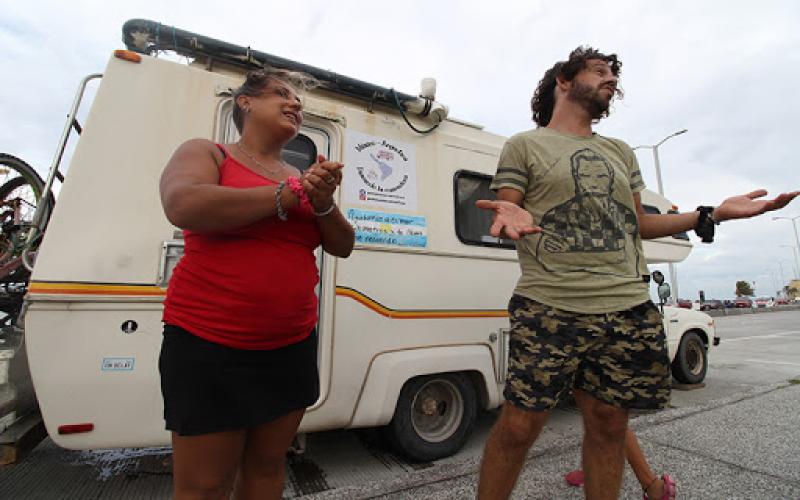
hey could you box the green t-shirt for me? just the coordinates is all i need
[490,127,650,313]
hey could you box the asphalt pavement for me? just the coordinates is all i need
[307,382,800,499]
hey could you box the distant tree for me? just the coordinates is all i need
[736,280,754,297]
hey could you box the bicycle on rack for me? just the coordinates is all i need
[0,74,97,330]
[0,153,52,326]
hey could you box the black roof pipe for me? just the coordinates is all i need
[122,19,424,112]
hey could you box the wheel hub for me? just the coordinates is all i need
[410,379,464,443]
[421,396,439,416]
[688,341,704,375]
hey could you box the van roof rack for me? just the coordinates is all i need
[122,19,437,120]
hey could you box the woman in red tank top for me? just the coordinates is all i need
[159,68,354,500]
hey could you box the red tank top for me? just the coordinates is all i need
[163,145,321,349]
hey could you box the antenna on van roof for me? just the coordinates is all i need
[122,19,448,134]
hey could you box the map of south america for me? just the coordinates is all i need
[370,153,393,180]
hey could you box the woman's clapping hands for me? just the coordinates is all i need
[302,155,343,212]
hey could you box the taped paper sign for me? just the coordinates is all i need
[344,130,418,210]
[346,209,427,248]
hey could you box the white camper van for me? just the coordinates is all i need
[1,20,717,461]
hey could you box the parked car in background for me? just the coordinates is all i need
[775,297,790,306]
[723,299,736,308]
[662,306,719,385]
[754,297,775,308]
[700,299,724,311]
[677,299,693,309]
[734,297,753,308]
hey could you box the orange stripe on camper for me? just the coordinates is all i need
[27,282,166,296]
[334,287,507,319]
[25,282,508,318]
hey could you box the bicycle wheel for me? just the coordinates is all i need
[0,153,49,226]
[0,154,49,325]
[0,154,51,265]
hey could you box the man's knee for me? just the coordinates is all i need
[581,398,629,441]
[496,402,549,448]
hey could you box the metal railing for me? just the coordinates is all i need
[22,73,102,271]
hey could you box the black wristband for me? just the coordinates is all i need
[695,206,717,243]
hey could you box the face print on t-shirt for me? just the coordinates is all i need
[536,148,641,276]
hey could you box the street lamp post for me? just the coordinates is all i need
[633,129,688,301]
[771,268,780,296]
[779,244,799,280]
[773,215,800,282]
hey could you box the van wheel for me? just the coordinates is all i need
[672,331,707,384]
[385,373,477,462]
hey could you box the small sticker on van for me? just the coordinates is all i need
[346,209,427,247]
[102,357,135,371]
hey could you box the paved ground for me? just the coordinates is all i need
[318,384,800,499]
[1,309,799,499]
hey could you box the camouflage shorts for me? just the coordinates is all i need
[504,294,671,411]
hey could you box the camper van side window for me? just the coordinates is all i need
[453,171,515,250]
[218,99,317,172]
[282,134,317,172]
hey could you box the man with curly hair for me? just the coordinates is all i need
[475,47,798,499]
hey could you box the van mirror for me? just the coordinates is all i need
[158,240,185,287]
[657,283,671,302]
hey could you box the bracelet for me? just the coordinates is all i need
[313,202,336,217]
[286,176,312,209]
[275,181,288,221]
[695,205,718,243]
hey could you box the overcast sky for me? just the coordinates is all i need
[1,0,799,300]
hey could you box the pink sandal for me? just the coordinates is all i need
[564,469,584,487]
[643,473,676,500]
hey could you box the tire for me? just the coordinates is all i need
[384,372,477,462]
[671,331,707,384]
[0,176,31,201]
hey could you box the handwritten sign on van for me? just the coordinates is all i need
[344,130,418,210]
[346,209,427,248]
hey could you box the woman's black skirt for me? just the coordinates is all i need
[159,324,319,436]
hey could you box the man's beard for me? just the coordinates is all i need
[568,81,612,120]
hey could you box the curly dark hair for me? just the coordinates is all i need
[530,46,622,127]
[231,67,318,134]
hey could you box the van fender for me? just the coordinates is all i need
[664,308,716,361]
[348,345,499,428]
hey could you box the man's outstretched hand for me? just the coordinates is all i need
[475,200,541,240]
[714,189,800,222]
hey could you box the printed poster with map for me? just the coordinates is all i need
[343,130,418,211]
